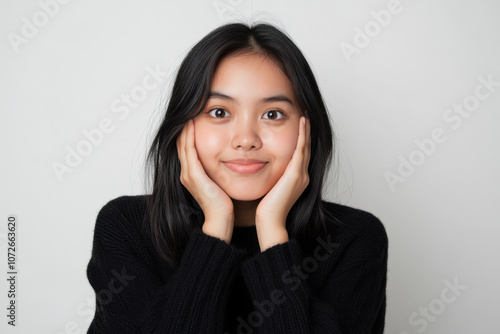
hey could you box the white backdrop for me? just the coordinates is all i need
[1,1,499,333]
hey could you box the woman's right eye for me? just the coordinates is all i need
[207,108,229,118]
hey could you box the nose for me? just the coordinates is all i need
[231,116,262,151]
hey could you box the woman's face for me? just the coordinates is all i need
[193,53,303,201]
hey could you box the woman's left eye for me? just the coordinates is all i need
[263,110,285,120]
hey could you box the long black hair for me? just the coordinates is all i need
[144,22,337,267]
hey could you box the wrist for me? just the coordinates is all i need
[256,224,289,251]
[202,217,233,244]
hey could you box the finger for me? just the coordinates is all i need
[298,116,307,168]
[176,124,186,188]
[177,122,187,169]
[296,116,310,176]
[286,116,306,176]
[185,120,195,176]
[305,117,311,168]
[176,124,183,164]
[185,120,218,200]
[186,120,203,178]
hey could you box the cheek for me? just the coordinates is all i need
[265,127,298,167]
[194,124,224,168]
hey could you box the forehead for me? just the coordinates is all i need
[210,53,295,100]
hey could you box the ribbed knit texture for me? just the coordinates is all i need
[86,195,388,333]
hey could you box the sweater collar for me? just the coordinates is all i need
[231,225,261,256]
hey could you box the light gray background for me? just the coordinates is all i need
[1,0,499,333]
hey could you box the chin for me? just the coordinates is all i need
[223,184,269,202]
[229,194,265,202]
[227,191,267,202]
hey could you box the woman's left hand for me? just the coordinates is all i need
[255,116,311,251]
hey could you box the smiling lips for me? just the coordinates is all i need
[222,159,268,174]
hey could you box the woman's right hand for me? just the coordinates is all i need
[176,119,234,243]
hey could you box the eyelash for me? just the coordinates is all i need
[206,108,286,120]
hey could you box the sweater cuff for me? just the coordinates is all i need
[167,228,246,310]
[240,240,310,323]
[179,228,246,277]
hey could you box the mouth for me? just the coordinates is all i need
[222,161,268,174]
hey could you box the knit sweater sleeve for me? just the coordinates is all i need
[86,198,246,333]
[239,214,388,333]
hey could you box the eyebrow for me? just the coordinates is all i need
[208,91,294,106]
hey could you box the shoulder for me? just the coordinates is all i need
[93,194,151,243]
[95,195,151,227]
[97,194,149,216]
[88,195,165,281]
[320,200,388,251]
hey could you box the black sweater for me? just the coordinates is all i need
[86,195,388,333]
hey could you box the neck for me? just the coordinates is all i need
[232,197,263,227]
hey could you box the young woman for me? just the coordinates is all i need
[86,22,388,334]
